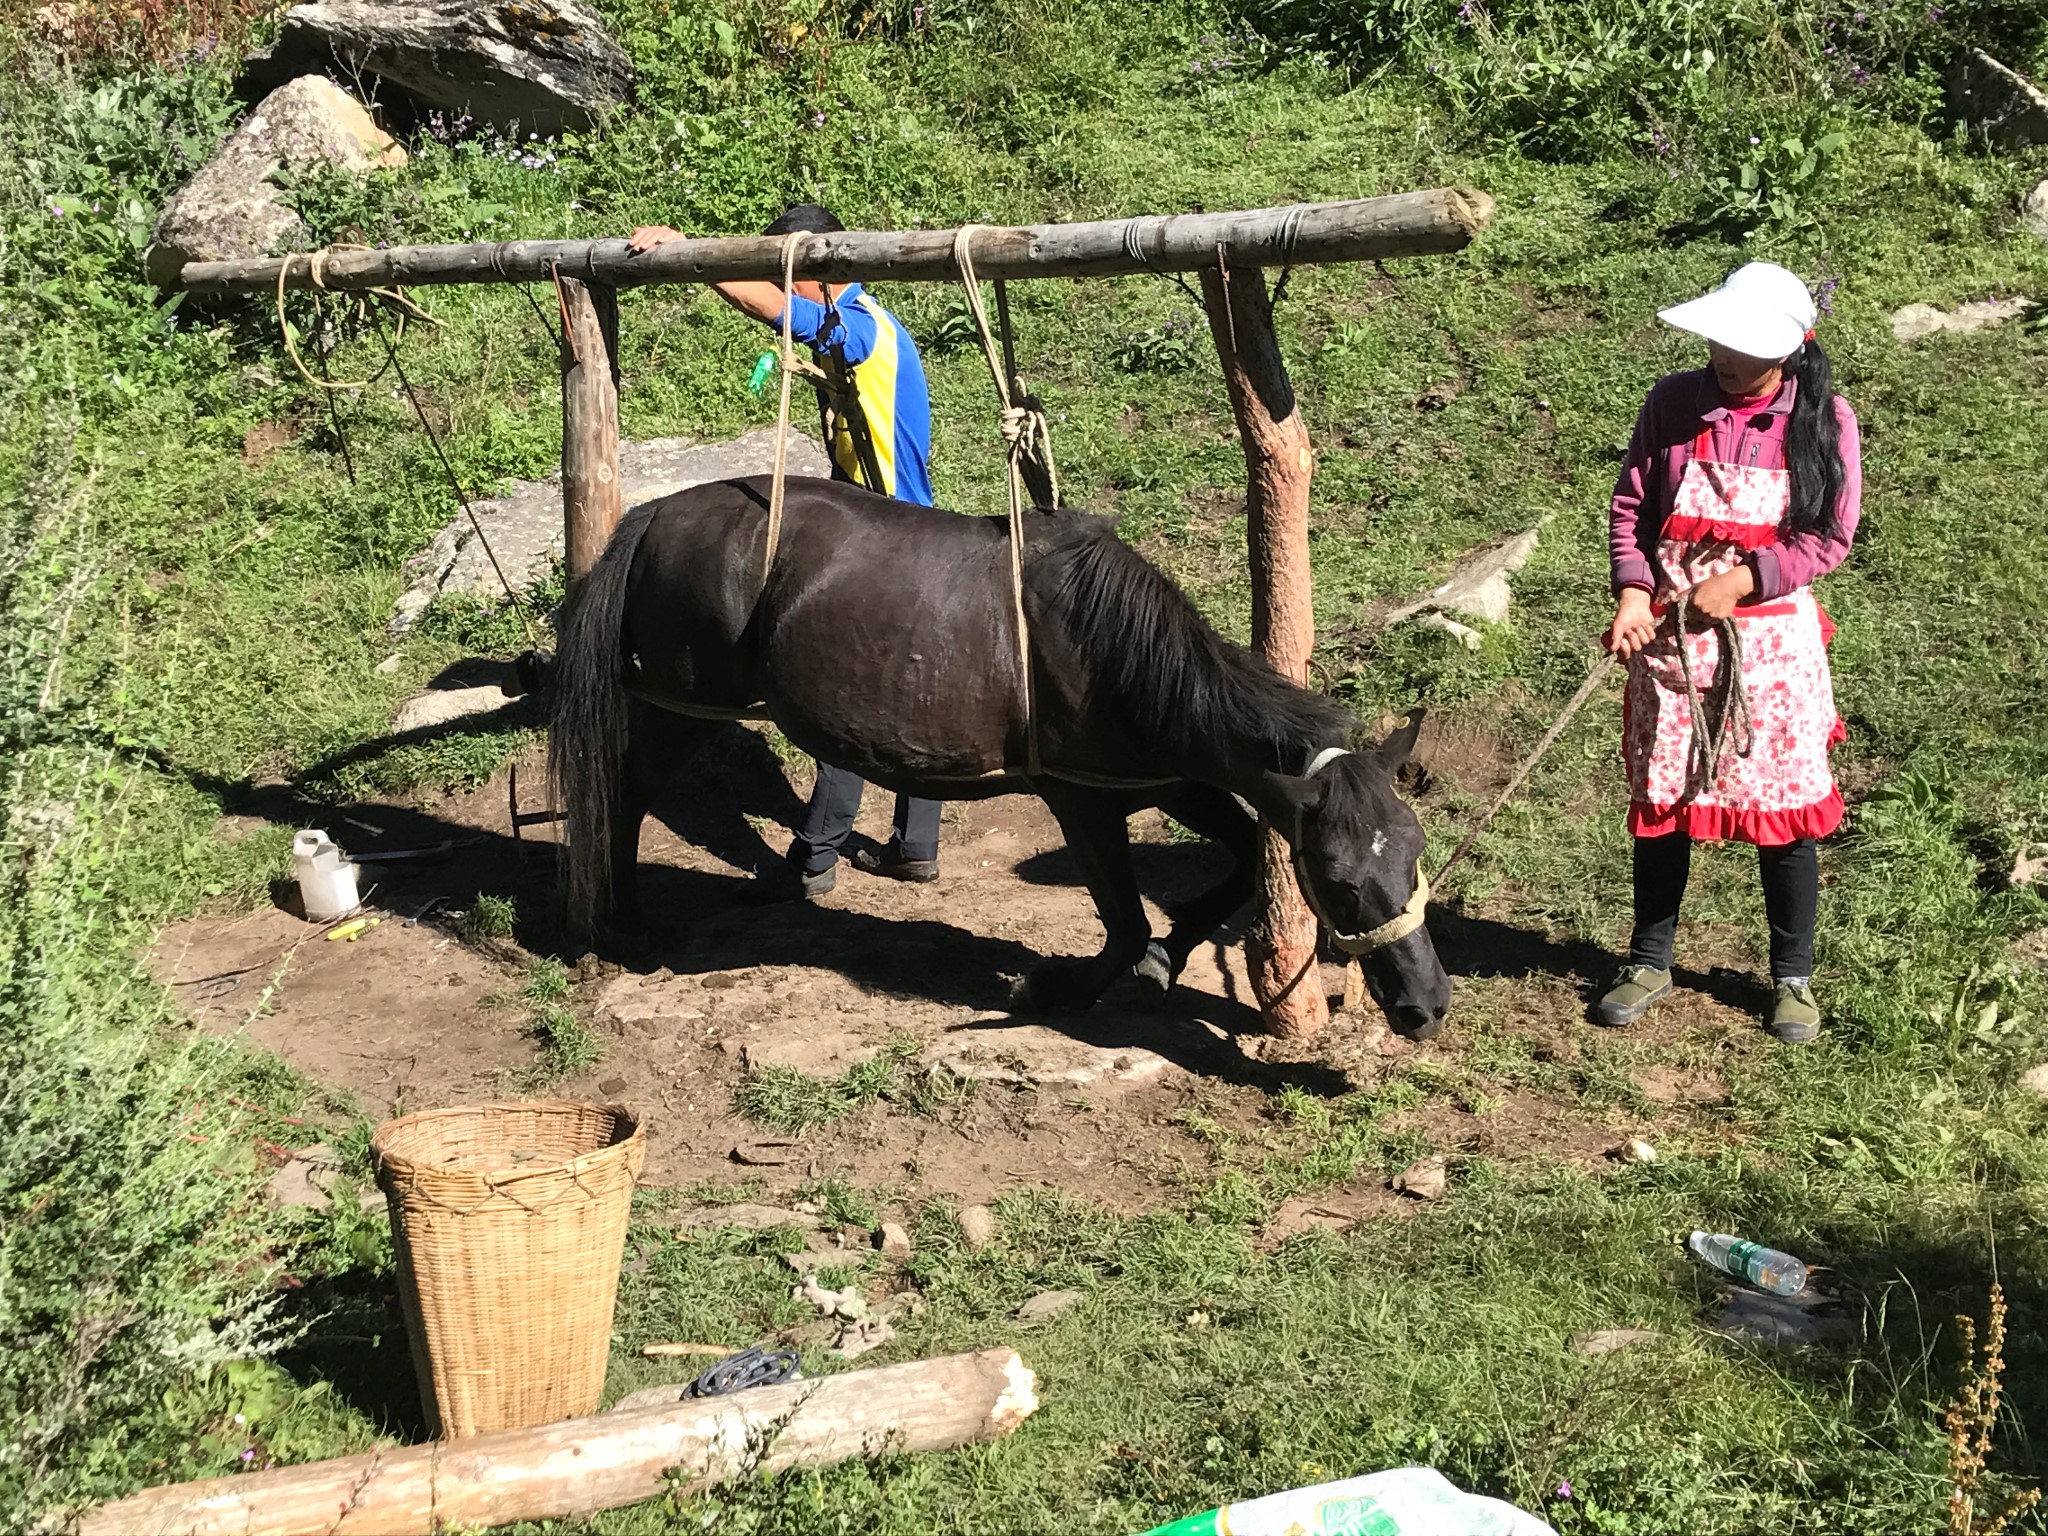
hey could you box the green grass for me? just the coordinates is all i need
[4,0,2048,1528]
[734,1038,973,1136]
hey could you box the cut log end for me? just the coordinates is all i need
[991,1351,1040,1434]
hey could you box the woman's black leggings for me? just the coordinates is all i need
[1627,832,1817,980]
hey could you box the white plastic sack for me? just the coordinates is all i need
[1149,1465,1558,1536]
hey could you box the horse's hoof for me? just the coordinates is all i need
[1014,959,1101,1011]
[1132,942,1174,996]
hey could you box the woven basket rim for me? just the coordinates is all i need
[371,1099,642,1188]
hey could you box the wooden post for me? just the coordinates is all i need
[560,277,622,588]
[1201,262,1328,1040]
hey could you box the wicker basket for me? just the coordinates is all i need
[371,1100,644,1438]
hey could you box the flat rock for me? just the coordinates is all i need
[958,1204,999,1251]
[656,1202,820,1233]
[1386,528,1539,628]
[1947,48,2048,151]
[875,1221,913,1260]
[2010,842,2048,887]
[930,1026,1174,1091]
[1708,1285,1856,1348]
[243,0,633,135]
[391,682,519,734]
[595,972,705,1036]
[1014,1288,1085,1327]
[742,1030,878,1077]
[391,430,833,630]
[2025,179,2048,242]
[146,75,404,287]
[1571,1327,1662,1356]
[266,1141,346,1209]
[1391,1155,1447,1201]
[1890,296,2039,343]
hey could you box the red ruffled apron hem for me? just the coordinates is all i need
[1657,512,1782,547]
[1629,787,1845,846]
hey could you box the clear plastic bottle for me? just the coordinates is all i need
[1688,1230,1808,1295]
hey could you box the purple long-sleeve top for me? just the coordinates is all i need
[1609,368,1862,600]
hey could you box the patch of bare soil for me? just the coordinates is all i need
[151,725,1740,1214]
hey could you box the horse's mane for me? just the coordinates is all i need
[1044,516,1355,770]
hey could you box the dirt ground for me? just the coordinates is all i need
[152,719,1753,1214]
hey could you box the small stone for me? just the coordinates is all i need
[958,1204,999,1251]
[374,653,402,675]
[1391,1156,1447,1201]
[832,1316,896,1359]
[598,1076,628,1096]
[2025,179,2048,241]
[2010,842,2048,887]
[1014,1288,1085,1327]
[2019,1063,2048,1099]
[1571,1327,1662,1356]
[875,1221,913,1260]
[1616,1137,1658,1165]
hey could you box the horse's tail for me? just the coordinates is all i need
[550,500,662,936]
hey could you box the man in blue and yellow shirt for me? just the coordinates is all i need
[628,203,943,897]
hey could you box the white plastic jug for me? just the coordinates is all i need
[292,830,360,923]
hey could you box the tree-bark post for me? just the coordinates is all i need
[1200,262,1328,1040]
[560,277,622,590]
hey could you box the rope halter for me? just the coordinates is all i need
[1289,747,1432,957]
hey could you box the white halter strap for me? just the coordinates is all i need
[1291,745,1432,955]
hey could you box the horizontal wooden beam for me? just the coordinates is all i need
[172,189,1493,296]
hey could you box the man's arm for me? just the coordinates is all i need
[627,225,791,324]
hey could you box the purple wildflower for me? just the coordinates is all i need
[240,1448,256,1463]
[1555,1480,1573,1499]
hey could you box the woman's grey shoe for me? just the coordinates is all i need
[1765,980,1822,1043]
[1592,964,1673,1028]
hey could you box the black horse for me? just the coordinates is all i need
[549,475,1452,1038]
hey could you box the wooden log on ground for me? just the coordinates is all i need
[77,1348,1037,1536]
[559,277,622,588]
[171,189,1494,295]
[1201,261,1328,1040]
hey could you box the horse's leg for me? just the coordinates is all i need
[1135,783,1260,996]
[1016,784,1150,1010]
[609,700,722,932]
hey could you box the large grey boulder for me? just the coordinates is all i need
[1947,49,2048,151]
[146,75,404,287]
[243,1,633,135]
[391,429,834,631]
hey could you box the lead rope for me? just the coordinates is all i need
[1673,587,1755,801]
[953,225,1057,777]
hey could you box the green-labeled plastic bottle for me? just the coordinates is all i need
[1136,1467,1558,1536]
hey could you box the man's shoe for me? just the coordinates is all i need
[1591,964,1673,1028]
[760,862,836,902]
[853,848,940,883]
[1765,980,1822,1043]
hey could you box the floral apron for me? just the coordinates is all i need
[1622,425,1845,846]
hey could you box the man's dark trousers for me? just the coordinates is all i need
[789,765,941,875]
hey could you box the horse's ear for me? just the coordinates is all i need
[1371,706,1426,773]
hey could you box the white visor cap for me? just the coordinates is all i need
[1657,261,1817,362]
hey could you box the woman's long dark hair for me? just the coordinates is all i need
[1785,338,1846,540]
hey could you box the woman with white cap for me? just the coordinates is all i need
[1594,261,1862,1042]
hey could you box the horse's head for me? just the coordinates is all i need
[1267,708,1452,1040]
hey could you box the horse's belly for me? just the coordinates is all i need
[762,610,1017,781]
